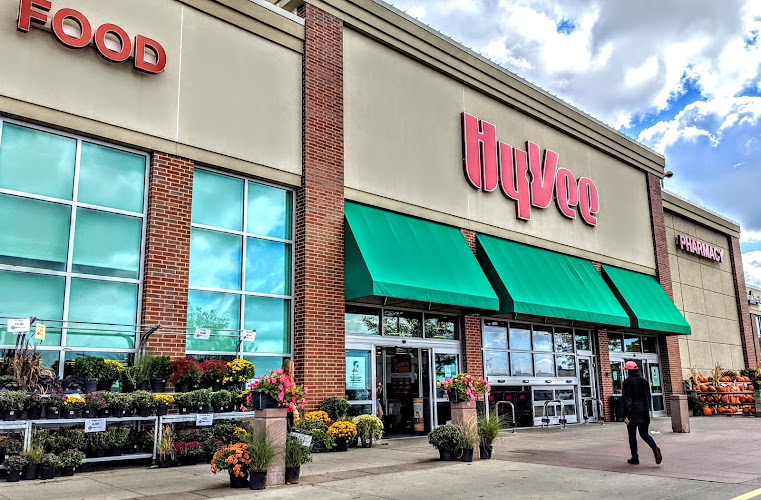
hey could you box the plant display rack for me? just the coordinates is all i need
[153,411,254,459]
[688,377,758,416]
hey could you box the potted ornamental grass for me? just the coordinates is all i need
[211,390,233,413]
[284,434,312,484]
[326,421,357,452]
[72,356,106,393]
[438,373,490,406]
[477,413,503,460]
[62,396,85,419]
[157,425,175,468]
[39,452,58,480]
[44,394,65,419]
[243,429,276,490]
[58,449,84,476]
[201,359,229,391]
[22,444,43,480]
[427,424,460,461]
[211,443,250,488]
[150,356,172,393]
[3,454,26,482]
[456,418,479,462]
[169,357,203,393]
[352,415,384,447]
[155,394,174,416]
[121,355,152,392]
[24,394,45,420]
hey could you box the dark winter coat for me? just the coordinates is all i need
[622,373,651,424]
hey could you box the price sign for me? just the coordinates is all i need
[34,323,46,341]
[241,330,256,342]
[194,328,211,340]
[7,318,30,334]
[291,432,312,448]
[85,418,107,433]
[196,414,214,426]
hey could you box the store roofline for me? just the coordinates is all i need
[662,191,740,238]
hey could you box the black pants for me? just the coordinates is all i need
[627,422,657,460]
[287,412,294,432]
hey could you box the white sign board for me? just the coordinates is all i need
[196,414,214,426]
[7,318,30,334]
[241,330,256,342]
[291,432,313,448]
[84,418,107,433]
[194,328,211,340]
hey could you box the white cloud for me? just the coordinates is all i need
[743,251,761,287]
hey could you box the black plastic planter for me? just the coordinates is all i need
[285,466,300,484]
[97,379,114,391]
[62,409,77,419]
[113,408,125,418]
[23,464,37,480]
[39,466,55,480]
[61,466,75,477]
[83,379,98,393]
[460,448,474,462]
[158,456,172,468]
[138,381,151,391]
[179,407,189,415]
[186,455,198,466]
[335,438,349,452]
[176,381,190,393]
[4,410,18,421]
[47,408,62,419]
[26,409,41,420]
[479,445,493,460]
[5,470,21,482]
[156,405,168,416]
[249,471,267,490]
[211,380,223,392]
[152,379,167,393]
[438,449,454,461]
[229,471,248,488]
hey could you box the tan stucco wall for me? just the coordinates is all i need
[0,0,302,179]
[665,211,744,377]
[344,29,656,272]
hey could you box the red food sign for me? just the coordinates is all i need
[17,0,166,74]
[462,112,600,226]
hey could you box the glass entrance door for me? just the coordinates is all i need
[578,356,598,421]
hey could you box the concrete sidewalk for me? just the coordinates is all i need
[0,417,759,500]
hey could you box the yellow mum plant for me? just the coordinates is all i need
[327,421,357,439]
[155,394,174,406]
[304,411,330,424]
[222,359,255,385]
[63,396,85,409]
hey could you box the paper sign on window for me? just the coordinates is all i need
[35,323,46,341]
[194,328,211,340]
[241,330,256,342]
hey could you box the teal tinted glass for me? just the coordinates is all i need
[242,296,289,354]
[0,271,64,346]
[78,142,146,213]
[189,228,242,290]
[243,356,284,378]
[0,123,76,200]
[72,208,142,279]
[191,169,243,231]
[186,290,240,352]
[245,238,290,295]
[247,182,292,239]
[66,279,138,348]
[64,351,128,378]
[0,194,70,271]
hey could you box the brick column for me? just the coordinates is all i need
[596,329,613,421]
[140,153,194,357]
[647,173,682,413]
[294,4,345,407]
[460,229,484,376]
[729,236,759,368]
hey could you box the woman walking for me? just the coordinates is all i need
[282,359,297,430]
[622,360,662,465]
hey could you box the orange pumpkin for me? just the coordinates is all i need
[700,385,708,392]
[717,386,725,393]
[720,395,729,403]
[749,395,755,403]
[708,386,717,392]
[703,407,713,416]
[700,396,706,402]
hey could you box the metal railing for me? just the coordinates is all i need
[541,400,567,429]
[581,398,605,425]
[495,401,516,433]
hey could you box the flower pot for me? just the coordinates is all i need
[285,466,301,484]
[175,456,186,466]
[83,379,98,394]
[156,405,168,416]
[438,449,455,461]
[460,448,474,462]
[112,446,122,457]
[39,465,56,480]
[47,408,62,419]
[197,405,209,414]
[249,471,267,490]
[335,438,349,452]
[447,390,463,403]
[313,441,328,453]
[5,470,21,482]
[26,409,42,420]
[152,379,167,393]
[99,408,111,418]
[176,381,190,393]
[229,470,249,488]
[83,409,94,418]
[23,464,38,480]
[63,409,78,419]
[186,455,198,466]
[360,437,373,448]
[121,381,135,393]
[138,381,151,391]
[479,444,493,460]
[214,405,226,413]
[138,407,151,417]
[60,466,75,477]
[112,408,125,418]
[211,380,223,392]
[87,449,106,459]
[97,379,114,391]
[249,390,278,410]
[179,407,189,415]
[4,410,19,421]
[158,456,172,468]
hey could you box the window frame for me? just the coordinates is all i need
[0,118,150,374]
[185,166,296,364]
[343,303,461,341]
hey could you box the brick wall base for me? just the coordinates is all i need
[596,329,613,421]
[141,152,193,358]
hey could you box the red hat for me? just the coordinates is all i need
[624,361,639,370]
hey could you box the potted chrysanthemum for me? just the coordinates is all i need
[326,421,357,452]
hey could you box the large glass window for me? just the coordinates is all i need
[344,305,380,335]
[0,121,147,373]
[187,169,293,363]
[346,350,371,401]
[383,310,422,337]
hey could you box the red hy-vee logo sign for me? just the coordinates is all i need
[462,113,600,226]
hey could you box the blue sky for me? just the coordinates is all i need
[388,0,761,284]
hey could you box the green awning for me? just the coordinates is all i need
[344,202,499,310]
[601,265,691,335]
[476,234,630,327]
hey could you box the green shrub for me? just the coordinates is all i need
[427,424,460,452]
[318,397,351,421]
[72,356,106,379]
[58,449,85,467]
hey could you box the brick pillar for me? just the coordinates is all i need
[752,313,761,355]
[647,173,682,413]
[460,229,484,376]
[141,153,193,357]
[729,236,760,368]
[294,4,345,407]
[596,329,613,421]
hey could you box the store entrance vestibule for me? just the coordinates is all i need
[376,346,431,435]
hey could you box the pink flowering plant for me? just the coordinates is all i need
[438,373,490,406]
[248,369,308,412]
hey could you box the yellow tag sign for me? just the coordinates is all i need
[34,323,46,341]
